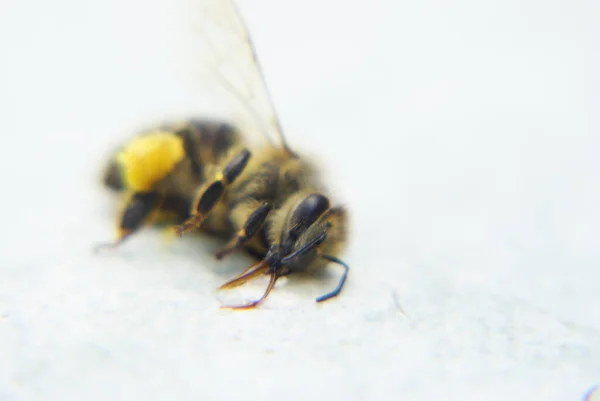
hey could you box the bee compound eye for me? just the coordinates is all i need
[290,194,330,235]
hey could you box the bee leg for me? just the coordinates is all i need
[174,149,251,236]
[215,201,272,260]
[280,228,329,264]
[95,191,162,252]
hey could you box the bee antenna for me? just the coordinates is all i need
[315,255,349,303]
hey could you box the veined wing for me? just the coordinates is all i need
[177,0,292,151]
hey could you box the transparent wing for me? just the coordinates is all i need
[176,0,289,150]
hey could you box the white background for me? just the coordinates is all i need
[0,0,599,400]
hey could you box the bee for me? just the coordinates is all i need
[97,0,350,309]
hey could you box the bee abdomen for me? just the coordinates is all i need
[183,120,242,165]
[102,119,244,196]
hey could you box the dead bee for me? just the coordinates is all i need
[173,143,349,309]
[97,119,244,250]
[97,0,350,309]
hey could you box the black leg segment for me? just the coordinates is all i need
[223,149,251,184]
[94,191,161,252]
[120,192,162,232]
[174,148,252,236]
[215,201,272,260]
[195,181,225,215]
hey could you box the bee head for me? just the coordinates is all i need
[266,193,332,273]
[218,192,349,309]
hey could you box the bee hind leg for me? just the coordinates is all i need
[94,191,162,253]
[174,149,251,236]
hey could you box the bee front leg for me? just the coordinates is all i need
[95,191,162,252]
[215,200,272,260]
[174,149,251,236]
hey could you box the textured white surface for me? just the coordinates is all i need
[1,0,599,400]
